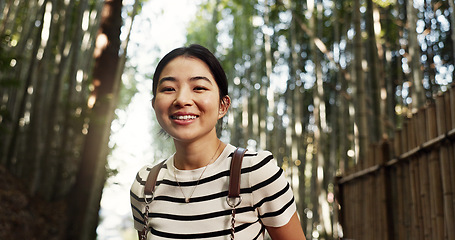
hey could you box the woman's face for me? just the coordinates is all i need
[152,56,229,142]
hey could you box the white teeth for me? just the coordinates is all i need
[174,115,197,120]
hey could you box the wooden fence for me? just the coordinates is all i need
[336,86,455,240]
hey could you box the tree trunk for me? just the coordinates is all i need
[66,0,123,239]
[5,0,48,168]
[353,0,368,165]
[406,0,425,110]
[365,0,383,143]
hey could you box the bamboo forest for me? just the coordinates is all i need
[1,0,455,239]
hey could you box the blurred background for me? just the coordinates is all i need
[1,0,454,239]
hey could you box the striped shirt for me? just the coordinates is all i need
[130,144,297,239]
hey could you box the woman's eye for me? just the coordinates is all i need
[194,86,208,91]
[160,87,174,92]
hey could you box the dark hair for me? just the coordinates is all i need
[152,44,228,102]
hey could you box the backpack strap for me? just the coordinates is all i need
[227,147,247,239]
[145,148,247,199]
[144,160,166,199]
[141,160,165,240]
[227,147,247,202]
[141,148,246,240]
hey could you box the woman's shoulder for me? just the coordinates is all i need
[131,160,169,192]
[227,145,276,168]
[244,148,274,163]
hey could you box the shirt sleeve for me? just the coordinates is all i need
[130,165,149,231]
[248,150,297,228]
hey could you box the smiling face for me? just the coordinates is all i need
[152,56,230,143]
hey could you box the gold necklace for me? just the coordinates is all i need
[173,140,222,203]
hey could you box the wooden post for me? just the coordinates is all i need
[376,142,389,240]
[444,90,455,228]
[425,103,445,240]
[450,87,455,128]
[435,94,455,240]
[416,110,431,239]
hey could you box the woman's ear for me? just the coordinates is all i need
[218,95,231,119]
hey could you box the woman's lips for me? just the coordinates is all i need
[170,115,198,120]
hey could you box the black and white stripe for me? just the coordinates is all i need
[130,144,296,239]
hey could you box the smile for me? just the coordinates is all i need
[171,115,198,120]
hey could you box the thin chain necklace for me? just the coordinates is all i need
[173,140,222,203]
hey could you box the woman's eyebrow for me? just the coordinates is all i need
[158,76,213,85]
[190,76,213,85]
[158,76,175,85]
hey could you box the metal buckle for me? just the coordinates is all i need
[226,196,242,208]
[144,193,154,204]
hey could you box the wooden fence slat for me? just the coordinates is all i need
[379,141,392,240]
[416,109,432,239]
[419,154,431,240]
[436,94,455,240]
[440,146,455,240]
[396,163,405,239]
[389,166,399,239]
[428,150,444,240]
[450,87,455,129]
[372,144,380,240]
[449,143,455,238]
[366,146,374,239]
[406,113,420,240]
[444,90,455,229]
[409,159,420,239]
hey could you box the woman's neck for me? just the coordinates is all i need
[173,136,225,170]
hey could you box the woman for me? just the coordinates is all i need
[130,44,306,239]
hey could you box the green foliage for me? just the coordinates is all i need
[186,0,217,50]
[374,0,395,8]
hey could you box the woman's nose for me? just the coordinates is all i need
[173,89,193,107]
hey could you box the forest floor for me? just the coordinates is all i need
[0,165,67,240]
